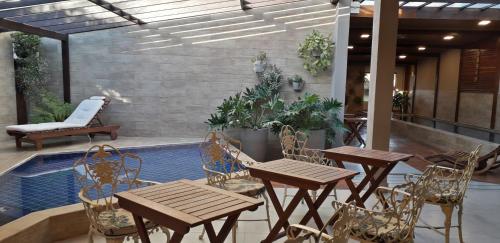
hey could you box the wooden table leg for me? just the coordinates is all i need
[169,232,185,243]
[132,214,151,243]
[204,213,241,243]
[262,180,308,243]
[298,183,335,228]
[344,177,364,207]
[360,164,396,202]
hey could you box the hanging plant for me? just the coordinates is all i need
[297,30,334,76]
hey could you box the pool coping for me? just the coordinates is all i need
[0,140,257,243]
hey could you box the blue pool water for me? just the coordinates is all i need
[0,143,208,225]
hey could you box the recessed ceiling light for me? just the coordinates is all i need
[399,55,407,59]
[348,45,354,49]
[418,46,426,51]
[360,34,370,39]
[443,35,454,40]
[478,20,491,26]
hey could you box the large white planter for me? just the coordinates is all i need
[240,128,268,162]
[306,129,326,149]
[223,127,242,141]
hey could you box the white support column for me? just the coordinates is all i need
[330,0,351,146]
[366,0,399,150]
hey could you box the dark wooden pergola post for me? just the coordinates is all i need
[62,39,70,103]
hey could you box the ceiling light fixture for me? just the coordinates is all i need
[348,45,354,49]
[360,33,370,39]
[418,46,426,51]
[443,35,454,40]
[478,20,491,26]
[399,55,407,59]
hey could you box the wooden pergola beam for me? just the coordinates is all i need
[88,0,146,25]
[0,18,67,40]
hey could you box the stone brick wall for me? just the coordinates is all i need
[43,2,336,138]
[0,33,17,141]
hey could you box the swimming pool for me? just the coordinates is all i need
[0,143,207,225]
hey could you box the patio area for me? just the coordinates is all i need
[0,0,500,243]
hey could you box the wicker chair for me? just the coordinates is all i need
[279,125,337,206]
[284,169,435,243]
[406,145,481,243]
[198,131,272,243]
[73,145,170,243]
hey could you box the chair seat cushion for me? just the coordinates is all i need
[97,208,157,237]
[222,178,265,196]
[351,213,409,242]
[6,122,83,132]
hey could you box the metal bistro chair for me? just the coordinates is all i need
[279,125,338,206]
[284,166,435,243]
[73,144,171,243]
[284,202,356,243]
[198,131,272,243]
[406,145,481,243]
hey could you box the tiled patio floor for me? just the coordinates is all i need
[57,187,500,243]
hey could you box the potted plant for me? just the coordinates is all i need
[251,51,267,73]
[392,91,411,120]
[206,67,283,161]
[297,30,334,76]
[266,93,344,149]
[288,75,305,92]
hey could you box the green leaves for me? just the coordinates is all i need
[31,91,74,123]
[206,66,284,130]
[297,30,334,76]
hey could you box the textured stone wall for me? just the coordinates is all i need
[0,33,17,141]
[43,3,337,138]
[435,49,460,122]
[414,57,438,117]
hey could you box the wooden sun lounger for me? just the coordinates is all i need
[6,98,120,150]
[424,145,500,174]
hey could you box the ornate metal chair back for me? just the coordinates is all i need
[457,145,481,198]
[199,131,246,185]
[369,168,436,242]
[73,144,143,211]
[279,125,308,160]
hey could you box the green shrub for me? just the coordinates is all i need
[31,91,74,123]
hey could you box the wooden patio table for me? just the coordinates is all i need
[115,179,263,243]
[322,146,413,208]
[247,159,359,243]
[344,117,368,147]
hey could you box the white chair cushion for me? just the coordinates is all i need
[6,122,83,133]
[64,99,105,126]
[89,96,106,100]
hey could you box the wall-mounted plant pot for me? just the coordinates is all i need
[292,81,304,92]
[312,50,321,58]
[253,61,267,73]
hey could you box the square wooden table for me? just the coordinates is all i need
[323,146,413,207]
[115,179,263,243]
[247,159,359,243]
[344,117,368,146]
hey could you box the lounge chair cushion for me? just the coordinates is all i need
[6,122,83,133]
[64,99,105,126]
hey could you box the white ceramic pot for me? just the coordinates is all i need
[240,128,268,162]
[253,61,267,73]
[292,81,303,91]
